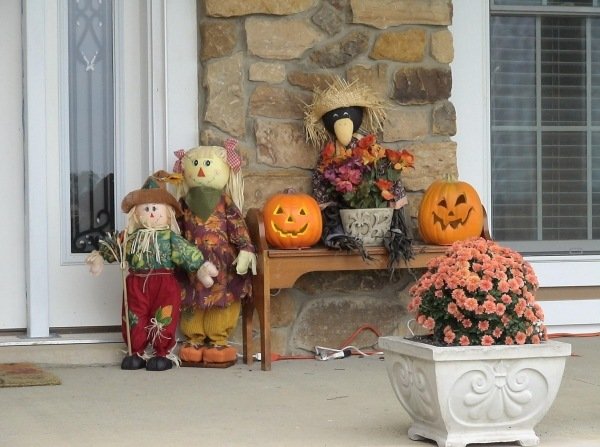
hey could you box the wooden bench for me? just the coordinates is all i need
[241,207,449,371]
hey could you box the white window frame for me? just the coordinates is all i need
[452,0,600,289]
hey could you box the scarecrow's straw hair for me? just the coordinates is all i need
[304,77,387,147]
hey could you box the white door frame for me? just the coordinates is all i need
[23,0,50,337]
[22,0,198,337]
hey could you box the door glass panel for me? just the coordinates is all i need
[68,0,115,253]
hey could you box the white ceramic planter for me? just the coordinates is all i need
[339,207,393,246]
[379,336,571,447]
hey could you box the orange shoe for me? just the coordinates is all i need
[179,343,205,363]
[203,345,237,366]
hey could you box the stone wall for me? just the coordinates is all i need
[198,0,457,356]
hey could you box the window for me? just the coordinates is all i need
[67,0,115,254]
[490,0,600,254]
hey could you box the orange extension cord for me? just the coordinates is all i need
[548,331,600,338]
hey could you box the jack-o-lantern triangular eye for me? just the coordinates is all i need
[455,194,467,206]
[438,199,447,208]
[299,208,306,215]
[274,206,284,215]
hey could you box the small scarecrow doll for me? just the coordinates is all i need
[173,139,256,367]
[86,171,218,371]
[304,77,413,265]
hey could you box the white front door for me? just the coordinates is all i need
[0,0,26,332]
[19,0,198,335]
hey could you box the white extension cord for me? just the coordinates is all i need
[314,345,383,361]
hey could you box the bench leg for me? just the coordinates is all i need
[253,280,271,371]
[241,299,254,366]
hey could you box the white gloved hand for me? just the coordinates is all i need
[232,250,257,275]
[85,250,105,276]
[197,261,218,288]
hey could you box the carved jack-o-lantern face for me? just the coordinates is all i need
[418,178,484,245]
[263,191,322,249]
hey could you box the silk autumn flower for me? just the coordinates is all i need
[317,134,414,209]
[408,237,547,346]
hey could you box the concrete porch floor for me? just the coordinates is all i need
[0,335,598,447]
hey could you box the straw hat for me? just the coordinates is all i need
[121,170,183,216]
[304,76,387,147]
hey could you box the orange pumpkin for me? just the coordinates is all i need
[418,176,484,245]
[263,190,322,249]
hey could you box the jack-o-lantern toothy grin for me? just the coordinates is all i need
[270,216,309,238]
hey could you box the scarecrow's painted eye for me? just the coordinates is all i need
[193,159,199,166]
[144,206,150,212]
[152,205,158,212]
[204,160,211,167]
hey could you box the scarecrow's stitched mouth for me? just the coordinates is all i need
[432,208,474,230]
[270,222,309,237]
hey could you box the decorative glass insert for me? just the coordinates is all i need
[490,5,600,253]
[68,0,115,253]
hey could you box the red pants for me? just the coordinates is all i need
[123,269,181,357]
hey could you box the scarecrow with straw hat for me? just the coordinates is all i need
[304,76,414,264]
[86,170,218,371]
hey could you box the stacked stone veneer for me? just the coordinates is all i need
[198,0,457,356]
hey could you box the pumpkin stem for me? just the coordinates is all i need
[283,187,297,194]
[443,173,458,183]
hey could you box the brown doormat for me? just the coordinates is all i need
[0,363,61,388]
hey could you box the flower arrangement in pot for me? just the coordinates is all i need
[379,236,571,447]
[407,236,546,346]
[315,134,414,250]
[317,134,415,210]
[316,135,414,249]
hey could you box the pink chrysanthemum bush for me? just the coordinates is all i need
[408,237,547,346]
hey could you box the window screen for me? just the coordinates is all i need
[490,1,600,254]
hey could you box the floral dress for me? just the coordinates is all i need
[177,193,255,311]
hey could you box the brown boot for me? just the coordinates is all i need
[202,345,237,367]
[179,343,205,363]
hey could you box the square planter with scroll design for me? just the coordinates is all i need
[379,336,571,447]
